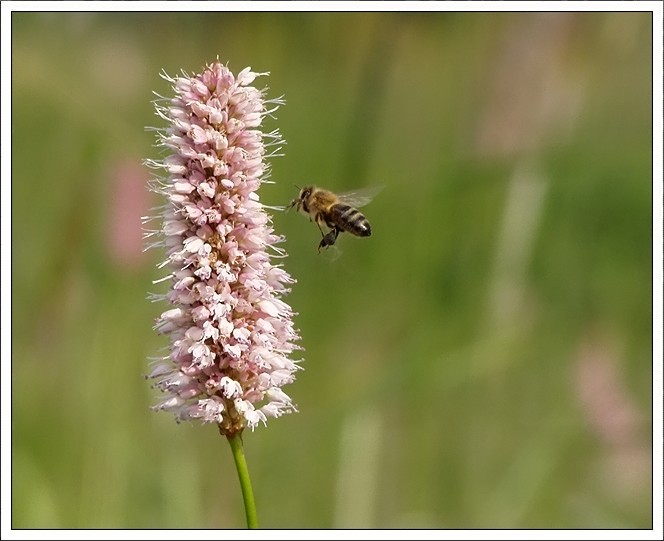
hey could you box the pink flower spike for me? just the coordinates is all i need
[146,61,301,437]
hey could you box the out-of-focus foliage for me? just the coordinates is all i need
[10,11,653,529]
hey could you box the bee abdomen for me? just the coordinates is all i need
[330,204,372,237]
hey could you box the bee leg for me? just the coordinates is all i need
[318,228,340,252]
[314,216,328,241]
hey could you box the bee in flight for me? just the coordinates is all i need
[288,185,381,252]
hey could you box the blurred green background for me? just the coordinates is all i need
[11,11,653,529]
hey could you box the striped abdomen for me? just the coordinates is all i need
[328,204,372,237]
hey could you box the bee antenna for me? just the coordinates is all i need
[294,184,301,190]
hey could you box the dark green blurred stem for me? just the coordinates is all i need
[341,15,401,184]
[227,433,258,529]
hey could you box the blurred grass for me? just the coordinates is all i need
[10,11,653,529]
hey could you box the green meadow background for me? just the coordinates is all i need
[11,11,653,529]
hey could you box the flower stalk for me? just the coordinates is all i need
[227,432,258,529]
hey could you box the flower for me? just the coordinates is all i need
[145,61,301,436]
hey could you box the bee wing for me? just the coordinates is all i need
[320,244,343,262]
[336,186,383,208]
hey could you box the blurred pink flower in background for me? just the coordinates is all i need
[472,12,584,159]
[574,335,651,501]
[145,62,301,436]
[107,160,152,269]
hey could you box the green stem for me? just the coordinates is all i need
[227,432,258,529]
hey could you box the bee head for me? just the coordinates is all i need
[287,184,311,212]
[299,185,313,201]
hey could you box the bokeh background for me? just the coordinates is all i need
[10,10,654,529]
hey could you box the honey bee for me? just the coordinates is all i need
[288,185,381,251]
